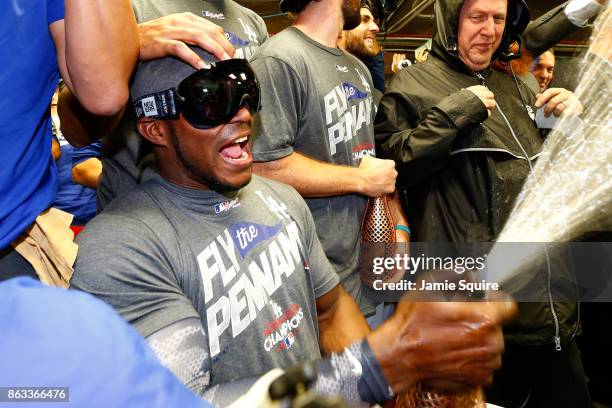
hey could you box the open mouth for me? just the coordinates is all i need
[220,135,251,162]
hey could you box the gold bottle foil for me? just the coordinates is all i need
[396,384,485,408]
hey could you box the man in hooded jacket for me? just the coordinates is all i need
[374,0,589,406]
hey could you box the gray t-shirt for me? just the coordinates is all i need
[97,0,268,210]
[72,175,339,386]
[250,27,377,314]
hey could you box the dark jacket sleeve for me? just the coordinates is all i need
[523,2,578,56]
[374,78,487,187]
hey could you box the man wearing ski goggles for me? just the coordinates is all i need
[131,57,261,191]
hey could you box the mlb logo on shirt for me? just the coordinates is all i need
[214,198,240,214]
[283,332,295,349]
[214,202,229,214]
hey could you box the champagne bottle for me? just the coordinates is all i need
[361,198,484,408]
[397,383,485,408]
[360,195,397,288]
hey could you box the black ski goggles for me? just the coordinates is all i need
[134,59,261,129]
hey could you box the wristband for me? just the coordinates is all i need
[394,225,411,235]
[357,339,394,403]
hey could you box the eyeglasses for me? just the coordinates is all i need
[134,59,261,129]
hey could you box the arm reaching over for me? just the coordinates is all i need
[147,318,213,397]
[524,0,605,56]
[51,0,139,116]
[253,153,397,199]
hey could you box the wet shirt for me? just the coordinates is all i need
[72,175,339,386]
[250,27,377,313]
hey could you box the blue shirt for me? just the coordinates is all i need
[361,51,385,92]
[53,137,101,224]
[0,1,64,249]
[0,277,209,408]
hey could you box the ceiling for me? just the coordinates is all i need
[237,0,594,54]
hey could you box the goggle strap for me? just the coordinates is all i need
[134,89,180,120]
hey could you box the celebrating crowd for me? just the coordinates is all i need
[0,0,609,407]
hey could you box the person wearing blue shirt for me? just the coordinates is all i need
[0,0,138,279]
[0,277,209,408]
[53,135,102,225]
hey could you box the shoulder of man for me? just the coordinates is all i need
[82,180,174,238]
[226,0,267,24]
[247,174,302,203]
[251,28,306,62]
[245,175,313,218]
[344,50,370,72]
[384,56,450,95]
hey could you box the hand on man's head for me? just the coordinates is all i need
[138,12,235,69]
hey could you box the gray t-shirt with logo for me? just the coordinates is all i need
[250,27,377,314]
[72,175,339,386]
[97,0,268,210]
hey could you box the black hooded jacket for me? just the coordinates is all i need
[374,0,578,345]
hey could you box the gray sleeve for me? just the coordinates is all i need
[71,213,200,338]
[147,318,211,397]
[251,56,303,162]
[202,340,390,407]
[146,317,270,405]
[144,313,389,407]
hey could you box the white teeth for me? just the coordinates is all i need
[234,136,248,144]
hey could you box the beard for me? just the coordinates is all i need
[342,0,361,30]
[345,32,381,58]
[170,125,241,193]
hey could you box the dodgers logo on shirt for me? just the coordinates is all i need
[229,221,283,258]
[342,82,369,101]
[226,31,250,47]
[263,302,305,352]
